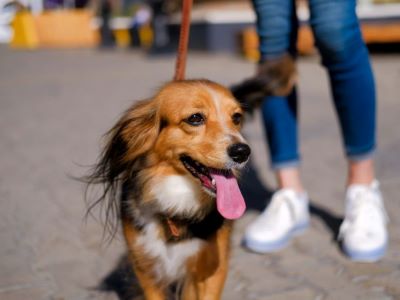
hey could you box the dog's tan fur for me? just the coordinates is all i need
[87,80,249,299]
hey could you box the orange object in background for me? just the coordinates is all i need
[11,11,39,49]
[11,9,99,49]
[297,25,314,55]
[241,27,260,62]
[241,22,400,60]
[241,26,315,60]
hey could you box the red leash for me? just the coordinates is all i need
[166,0,193,239]
[174,0,193,81]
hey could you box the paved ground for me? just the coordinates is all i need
[0,45,399,300]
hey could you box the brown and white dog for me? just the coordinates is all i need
[87,79,251,300]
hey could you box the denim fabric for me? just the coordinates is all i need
[252,0,376,168]
[261,90,299,169]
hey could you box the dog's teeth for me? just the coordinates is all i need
[212,178,216,186]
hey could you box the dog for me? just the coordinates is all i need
[86,79,251,300]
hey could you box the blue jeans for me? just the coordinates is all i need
[252,0,376,169]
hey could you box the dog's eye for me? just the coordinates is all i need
[185,113,205,126]
[232,113,243,125]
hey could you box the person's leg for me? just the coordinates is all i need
[309,0,387,262]
[348,158,375,186]
[277,167,305,193]
[252,0,298,58]
[309,0,376,184]
[244,0,310,254]
[251,0,305,192]
[261,92,305,193]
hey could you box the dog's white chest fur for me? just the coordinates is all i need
[136,221,203,283]
[151,175,202,217]
[138,175,204,282]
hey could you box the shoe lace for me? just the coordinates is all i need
[338,188,388,240]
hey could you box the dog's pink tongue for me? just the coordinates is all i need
[211,171,246,220]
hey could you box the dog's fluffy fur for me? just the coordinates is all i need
[231,53,296,113]
[86,80,250,299]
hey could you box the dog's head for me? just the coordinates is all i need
[87,80,250,226]
[155,80,250,174]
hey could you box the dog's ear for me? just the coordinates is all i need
[118,99,160,162]
[83,98,159,239]
[101,98,159,179]
[85,98,159,194]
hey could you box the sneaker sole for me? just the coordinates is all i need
[242,222,309,254]
[342,242,387,262]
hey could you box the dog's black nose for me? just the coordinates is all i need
[228,143,251,163]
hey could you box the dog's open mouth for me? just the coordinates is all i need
[180,155,217,194]
[180,155,246,220]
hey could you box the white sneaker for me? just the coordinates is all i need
[243,189,310,253]
[339,180,388,262]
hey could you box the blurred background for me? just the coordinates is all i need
[1,0,400,300]
[1,0,400,54]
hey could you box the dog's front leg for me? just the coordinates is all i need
[123,221,167,300]
[181,277,197,300]
[131,261,166,300]
[183,222,232,300]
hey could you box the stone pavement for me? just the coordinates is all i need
[0,46,399,300]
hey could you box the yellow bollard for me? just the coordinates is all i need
[10,11,40,49]
[10,10,99,49]
[138,24,153,48]
[114,28,131,48]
